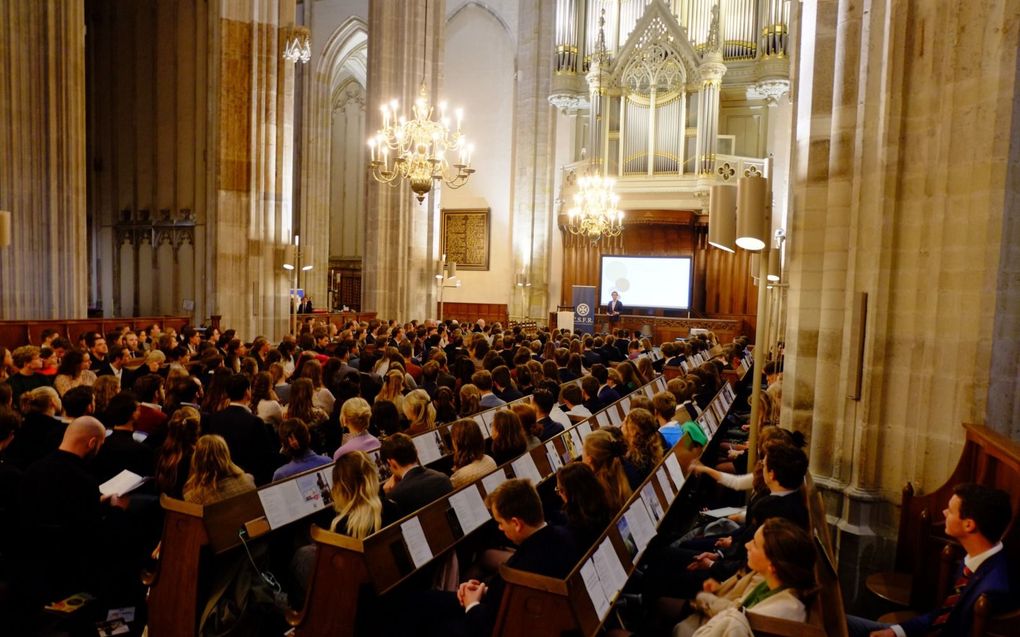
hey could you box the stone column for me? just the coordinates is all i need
[0,0,87,319]
[510,0,558,321]
[362,0,443,321]
[782,0,1020,606]
[206,0,296,338]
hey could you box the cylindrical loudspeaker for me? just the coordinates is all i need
[750,252,760,279]
[448,261,457,278]
[767,245,781,282]
[736,175,767,251]
[708,185,736,252]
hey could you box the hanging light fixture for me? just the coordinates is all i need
[566,175,623,243]
[368,0,475,203]
[566,9,622,244]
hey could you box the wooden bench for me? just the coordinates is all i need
[491,383,737,637]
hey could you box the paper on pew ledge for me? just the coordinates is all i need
[449,486,490,535]
[400,517,433,568]
[568,428,584,459]
[656,469,676,505]
[702,506,745,519]
[545,442,563,472]
[581,559,611,619]
[473,414,490,439]
[620,397,631,413]
[99,470,150,497]
[641,483,665,523]
[608,406,624,427]
[665,454,685,491]
[413,432,443,465]
[480,468,508,495]
[593,538,628,599]
[595,411,610,429]
[578,421,594,440]
[624,499,656,554]
[511,454,542,486]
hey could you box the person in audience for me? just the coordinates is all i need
[425,479,580,637]
[327,450,397,537]
[846,483,1012,637]
[555,462,612,548]
[621,408,664,488]
[560,383,592,418]
[132,373,168,442]
[472,369,506,410]
[450,419,498,487]
[182,434,256,504]
[274,418,332,481]
[596,368,623,405]
[532,388,565,441]
[0,408,21,546]
[269,361,291,405]
[53,349,97,397]
[491,365,523,402]
[433,385,459,425]
[459,383,482,417]
[672,518,818,637]
[301,359,335,415]
[380,433,453,516]
[4,386,64,470]
[101,346,136,390]
[510,402,544,450]
[61,385,95,420]
[334,398,380,459]
[370,399,402,438]
[5,346,49,411]
[250,371,283,426]
[651,391,705,451]
[86,333,112,377]
[583,428,632,512]
[580,375,604,414]
[155,406,201,498]
[404,388,437,435]
[91,373,122,422]
[204,374,276,485]
[285,377,330,449]
[377,369,407,416]
[487,408,530,465]
[91,392,155,484]
[18,416,120,604]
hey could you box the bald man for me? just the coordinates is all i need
[17,416,112,603]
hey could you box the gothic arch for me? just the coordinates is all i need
[299,17,369,307]
[446,1,514,47]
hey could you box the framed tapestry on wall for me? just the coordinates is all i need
[440,208,490,271]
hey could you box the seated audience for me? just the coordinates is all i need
[155,406,201,498]
[370,399,402,438]
[583,428,632,512]
[510,402,544,451]
[91,392,156,484]
[380,433,453,517]
[487,408,530,465]
[621,408,665,489]
[285,377,330,451]
[5,346,50,412]
[459,383,481,417]
[846,483,1012,637]
[449,418,498,487]
[404,389,437,435]
[472,370,506,409]
[251,371,284,426]
[204,374,276,485]
[532,389,565,441]
[182,434,256,505]
[560,383,591,418]
[555,463,612,548]
[53,349,97,397]
[274,418,332,481]
[5,386,65,470]
[334,398,380,459]
[673,518,818,637]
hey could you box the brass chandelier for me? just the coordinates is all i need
[566,173,623,243]
[367,0,474,203]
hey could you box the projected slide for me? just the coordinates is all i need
[600,255,692,310]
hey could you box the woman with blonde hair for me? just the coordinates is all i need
[449,418,497,487]
[583,428,632,513]
[5,386,63,469]
[155,406,201,498]
[334,397,379,459]
[329,451,392,538]
[376,369,406,416]
[183,434,255,505]
[403,389,436,435]
[458,383,481,417]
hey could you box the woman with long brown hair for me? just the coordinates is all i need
[458,383,481,417]
[155,406,201,498]
[183,435,255,505]
[486,408,529,465]
[621,407,664,488]
[555,463,612,548]
[449,418,497,487]
[582,428,632,513]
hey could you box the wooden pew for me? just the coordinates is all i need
[287,373,675,636]
[491,382,737,637]
[866,423,1020,611]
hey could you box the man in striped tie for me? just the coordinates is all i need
[846,483,1012,636]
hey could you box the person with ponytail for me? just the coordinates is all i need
[155,406,201,498]
[273,418,331,481]
[582,428,632,513]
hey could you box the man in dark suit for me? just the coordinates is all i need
[606,290,624,325]
[90,392,155,484]
[580,375,604,414]
[582,336,605,368]
[380,433,453,517]
[204,374,276,484]
[847,483,1013,637]
[421,479,580,637]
